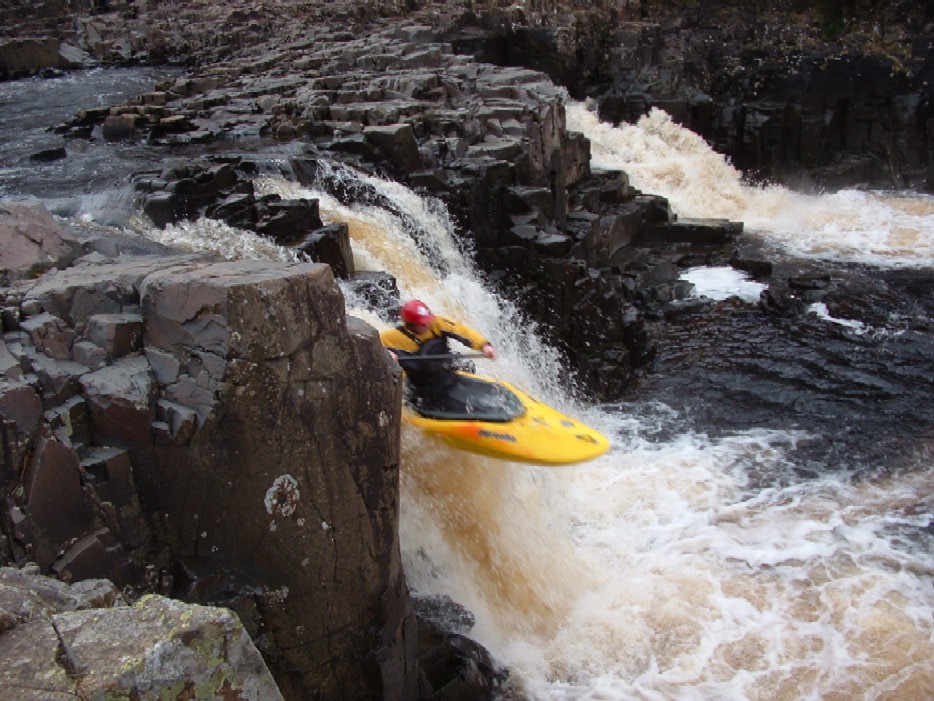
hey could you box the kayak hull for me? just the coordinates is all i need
[402,373,609,466]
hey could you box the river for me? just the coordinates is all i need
[2,69,933,700]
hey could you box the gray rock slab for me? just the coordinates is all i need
[0,567,121,630]
[21,255,204,330]
[54,595,284,700]
[0,203,80,284]
[0,618,75,696]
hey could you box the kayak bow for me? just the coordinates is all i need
[402,372,610,466]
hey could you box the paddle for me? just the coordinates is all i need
[395,352,487,361]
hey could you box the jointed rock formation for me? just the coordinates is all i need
[1,203,416,699]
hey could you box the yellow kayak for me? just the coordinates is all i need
[402,371,610,466]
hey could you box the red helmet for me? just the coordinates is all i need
[400,299,434,326]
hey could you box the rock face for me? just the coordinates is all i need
[41,6,742,399]
[137,259,413,700]
[0,203,82,284]
[0,566,284,700]
[0,204,416,700]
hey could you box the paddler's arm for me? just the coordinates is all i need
[433,316,497,360]
[379,327,412,363]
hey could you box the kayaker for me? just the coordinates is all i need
[380,299,497,407]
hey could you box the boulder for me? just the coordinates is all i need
[364,123,425,175]
[297,222,355,279]
[0,567,283,700]
[129,261,416,700]
[0,204,81,285]
[255,197,324,245]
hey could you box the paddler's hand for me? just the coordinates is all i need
[388,350,398,363]
[481,343,497,360]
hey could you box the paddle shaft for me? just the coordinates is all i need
[396,352,487,361]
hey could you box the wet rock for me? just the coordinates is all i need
[418,616,507,701]
[636,218,744,247]
[207,191,258,230]
[731,256,773,279]
[364,123,424,175]
[344,271,400,322]
[759,284,808,317]
[29,146,67,162]
[255,197,323,246]
[297,222,355,279]
[788,273,833,303]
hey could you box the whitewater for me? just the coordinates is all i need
[112,103,934,699]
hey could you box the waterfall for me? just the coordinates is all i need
[568,102,934,268]
[134,158,934,700]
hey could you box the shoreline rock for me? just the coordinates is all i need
[0,202,418,700]
[0,566,284,700]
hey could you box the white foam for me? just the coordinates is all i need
[681,266,766,303]
[808,302,868,333]
[138,216,302,262]
[567,102,934,268]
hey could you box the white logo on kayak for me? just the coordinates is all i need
[478,429,517,443]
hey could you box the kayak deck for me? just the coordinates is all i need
[406,373,524,422]
[402,373,610,466]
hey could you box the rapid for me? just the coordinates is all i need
[160,137,934,699]
[3,70,933,700]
